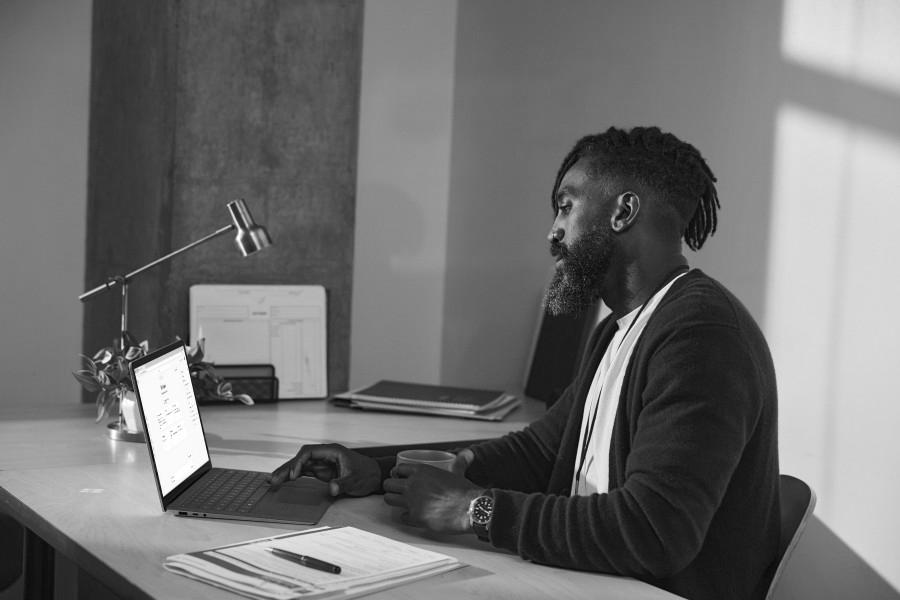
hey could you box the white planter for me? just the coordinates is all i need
[120,390,144,433]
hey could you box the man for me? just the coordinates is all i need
[270,126,780,600]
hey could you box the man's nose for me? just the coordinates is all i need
[548,227,564,243]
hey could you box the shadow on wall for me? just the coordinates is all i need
[351,178,451,387]
[775,515,900,600]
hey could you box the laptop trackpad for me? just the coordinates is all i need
[256,477,332,523]
[266,478,330,504]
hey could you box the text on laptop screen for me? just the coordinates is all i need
[133,345,209,497]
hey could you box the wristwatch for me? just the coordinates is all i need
[468,493,494,541]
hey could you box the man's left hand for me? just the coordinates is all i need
[382,464,484,534]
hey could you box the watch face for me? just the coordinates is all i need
[472,495,493,525]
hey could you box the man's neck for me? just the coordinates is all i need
[604,255,689,317]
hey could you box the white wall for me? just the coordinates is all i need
[441,0,781,384]
[0,0,91,406]
[349,0,458,389]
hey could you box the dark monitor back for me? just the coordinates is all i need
[525,307,597,407]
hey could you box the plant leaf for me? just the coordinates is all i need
[95,389,108,422]
[94,348,113,365]
[73,370,101,392]
[78,354,97,374]
[187,338,205,363]
[111,355,129,383]
[122,330,140,349]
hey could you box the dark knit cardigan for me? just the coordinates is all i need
[466,270,780,600]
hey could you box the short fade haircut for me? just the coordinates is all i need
[551,126,721,251]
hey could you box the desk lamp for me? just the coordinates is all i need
[79,199,273,440]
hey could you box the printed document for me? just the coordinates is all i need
[189,285,327,398]
[164,526,461,600]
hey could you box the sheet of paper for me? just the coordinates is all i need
[189,285,327,398]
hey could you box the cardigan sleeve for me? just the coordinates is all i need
[466,384,576,493]
[479,320,768,579]
[368,382,572,493]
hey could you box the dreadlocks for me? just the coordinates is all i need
[551,126,721,251]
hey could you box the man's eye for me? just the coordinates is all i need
[559,204,572,215]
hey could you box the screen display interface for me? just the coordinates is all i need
[133,346,209,497]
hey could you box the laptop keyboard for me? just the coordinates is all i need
[182,469,271,513]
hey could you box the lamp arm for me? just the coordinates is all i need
[79,224,236,302]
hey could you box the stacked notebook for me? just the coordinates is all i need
[165,526,461,600]
[332,380,520,421]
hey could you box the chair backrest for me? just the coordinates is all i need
[765,474,817,600]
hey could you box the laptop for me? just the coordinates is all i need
[129,340,332,524]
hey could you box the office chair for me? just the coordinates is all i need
[764,474,817,600]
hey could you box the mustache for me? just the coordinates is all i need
[550,240,569,260]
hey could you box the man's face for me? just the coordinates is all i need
[544,160,617,316]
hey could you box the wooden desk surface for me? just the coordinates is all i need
[0,399,681,599]
[198,398,543,458]
[0,399,542,471]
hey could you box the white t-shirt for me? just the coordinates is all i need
[571,271,688,496]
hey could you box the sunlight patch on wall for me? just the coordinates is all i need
[766,102,900,591]
[829,122,900,591]
[782,0,900,94]
[764,103,848,502]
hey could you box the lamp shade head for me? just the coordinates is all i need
[228,199,273,256]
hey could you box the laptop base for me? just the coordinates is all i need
[170,473,332,525]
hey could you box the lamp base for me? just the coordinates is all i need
[106,421,145,443]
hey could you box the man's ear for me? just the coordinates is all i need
[610,192,640,232]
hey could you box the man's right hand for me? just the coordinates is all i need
[452,448,474,475]
[267,443,382,497]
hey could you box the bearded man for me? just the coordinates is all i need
[270,126,781,600]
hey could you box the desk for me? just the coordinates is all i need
[0,399,681,599]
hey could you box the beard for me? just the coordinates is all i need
[543,224,615,316]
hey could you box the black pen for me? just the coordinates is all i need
[267,547,342,574]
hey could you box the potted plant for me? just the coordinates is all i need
[73,333,252,430]
[72,332,148,426]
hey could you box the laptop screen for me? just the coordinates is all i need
[132,342,210,498]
